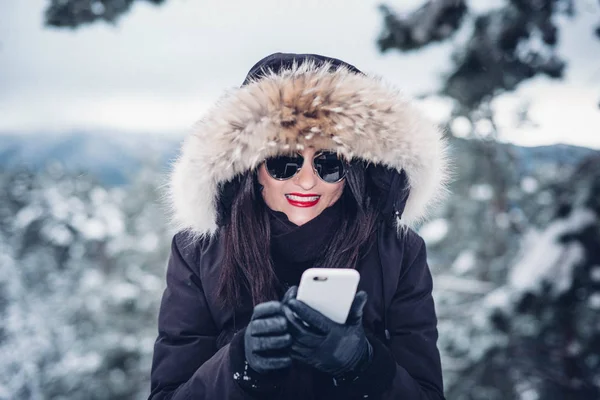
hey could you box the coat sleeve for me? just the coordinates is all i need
[379,232,445,399]
[331,231,445,400]
[148,234,256,400]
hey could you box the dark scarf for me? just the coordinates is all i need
[269,200,342,289]
[268,200,349,395]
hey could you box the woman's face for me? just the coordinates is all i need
[258,147,345,226]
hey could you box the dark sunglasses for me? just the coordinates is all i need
[265,151,347,183]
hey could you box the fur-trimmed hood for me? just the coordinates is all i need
[168,53,450,237]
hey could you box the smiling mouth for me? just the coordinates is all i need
[285,194,321,207]
[285,194,320,201]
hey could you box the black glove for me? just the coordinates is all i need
[244,288,297,374]
[282,287,373,377]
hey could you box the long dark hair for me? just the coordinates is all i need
[217,161,380,309]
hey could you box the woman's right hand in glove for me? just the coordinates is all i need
[244,288,296,374]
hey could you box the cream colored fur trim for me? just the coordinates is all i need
[169,61,450,237]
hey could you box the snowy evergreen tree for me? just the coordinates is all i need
[421,136,599,396]
[378,2,600,398]
[0,163,170,399]
[378,0,594,112]
[442,154,600,399]
[44,0,166,28]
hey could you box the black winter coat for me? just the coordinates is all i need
[154,52,450,400]
[149,222,444,400]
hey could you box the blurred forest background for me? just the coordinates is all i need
[1,0,600,399]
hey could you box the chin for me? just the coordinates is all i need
[288,213,317,226]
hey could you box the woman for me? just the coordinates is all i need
[150,53,449,400]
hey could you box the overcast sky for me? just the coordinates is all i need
[1,0,599,149]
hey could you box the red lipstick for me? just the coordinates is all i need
[285,193,321,208]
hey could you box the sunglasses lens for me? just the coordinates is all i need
[265,155,303,179]
[314,152,346,183]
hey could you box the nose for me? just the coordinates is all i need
[294,159,318,190]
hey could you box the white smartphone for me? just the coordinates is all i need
[296,268,360,324]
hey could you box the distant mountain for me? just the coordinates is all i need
[508,142,599,175]
[0,132,597,186]
[0,131,181,185]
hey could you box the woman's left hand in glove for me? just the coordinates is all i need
[281,286,372,377]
